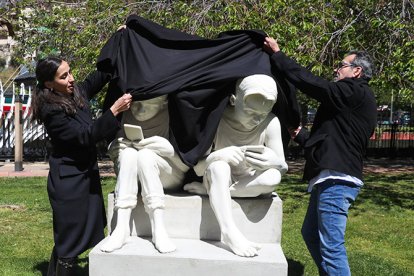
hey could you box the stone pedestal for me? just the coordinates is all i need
[107,193,282,243]
[89,193,287,275]
[90,238,286,276]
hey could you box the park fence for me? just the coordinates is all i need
[1,118,412,162]
[287,120,414,159]
[367,122,414,158]
[0,79,413,161]
[0,79,49,161]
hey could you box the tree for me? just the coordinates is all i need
[6,0,414,110]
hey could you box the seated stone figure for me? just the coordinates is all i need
[184,74,288,257]
[101,95,189,253]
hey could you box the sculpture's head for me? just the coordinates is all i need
[130,95,168,121]
[230,74,277,130]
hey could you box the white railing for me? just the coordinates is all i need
[0,79,47,157]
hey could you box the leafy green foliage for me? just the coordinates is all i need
[3,0,414,109]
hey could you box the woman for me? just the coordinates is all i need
[32,57,132,275]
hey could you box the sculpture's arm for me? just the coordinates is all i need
[244,117,288,174]
[107,137,133,160]
[133,136,174,158]
[193,157,208,177]
[193,146,245,177]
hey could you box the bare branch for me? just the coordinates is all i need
[319,9,364,61]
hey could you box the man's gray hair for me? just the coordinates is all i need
[347,50,374,81]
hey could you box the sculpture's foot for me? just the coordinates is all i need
[152,228,176,253]
[183,182,208,195]
[100,227,129,253]
[222,229,262,257]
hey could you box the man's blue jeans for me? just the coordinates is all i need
[301,179,360,276]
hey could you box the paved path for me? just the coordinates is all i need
[287,157,414,174]
[0,161,50,177]
[0,158,412,177]
[0,160,116,177]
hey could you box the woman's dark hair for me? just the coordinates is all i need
[32,57,87,123]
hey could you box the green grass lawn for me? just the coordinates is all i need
[0,172,413,275]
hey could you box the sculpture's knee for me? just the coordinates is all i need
[204,161,232,192]
[135,148,159,173]
[135,148,157,163]
[252,168,281,196]
[206,160,231,181]
[119,147,139,165]
[260,168,281,187]
[206,160,231,175]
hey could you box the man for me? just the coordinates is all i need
[264,37,377,275]
[184,74,288,257]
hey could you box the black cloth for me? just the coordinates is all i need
[41,71,120,258]
[97,14,300,166]
[270,51,377,181]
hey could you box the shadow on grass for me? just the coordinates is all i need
[34,261,48,276]
[35,257,89,276]
[287,258,305,276]
[282,172,414,212]
[356,173,414,211]
[279,175,307,194]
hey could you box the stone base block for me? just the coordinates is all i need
[107,192,283,243]
[90,237,287,276]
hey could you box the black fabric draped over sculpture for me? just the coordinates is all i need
[97,15,299,167]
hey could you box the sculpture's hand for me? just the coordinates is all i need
[244,146,284,171]
[117,137,134,149]
[133,136,174,157]
[206,146,245,166]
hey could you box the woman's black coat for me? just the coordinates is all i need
[41,71,120,258]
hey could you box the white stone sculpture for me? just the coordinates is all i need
[101,95,189,253]
[184,74,288,257]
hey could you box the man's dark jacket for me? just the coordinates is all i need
[97,15,300,166]
[270,51,377,181]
